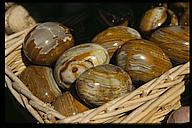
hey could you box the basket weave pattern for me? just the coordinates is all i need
[5,3,189,123]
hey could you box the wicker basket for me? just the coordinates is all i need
[5,4,190,124]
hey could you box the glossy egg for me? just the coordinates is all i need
[116,39,172,83]
[19,65,62,103]
[140,6,167,32]
[54,43,110,90]
[23,22,74,65]
[52,91,89,117]
[139,6,178,33]
[167,106,190,123]
[150,26,189,64]
[92,26,141,58]
[76,64,134,107]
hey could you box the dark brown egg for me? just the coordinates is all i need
[52,91,89,117]
[76,64,134,107]
[92,26,141,58]
[116,39,172,83]
[140,6,167,33]
[19,65,62,103]
[167,106,190,123]
[23,22,74,65]
[150,26,189,64]
[139,5,178,38]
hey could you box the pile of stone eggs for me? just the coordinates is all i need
[19,3,189,121]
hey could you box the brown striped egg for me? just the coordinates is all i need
[92,26,141,58]
[150,26,189,64]
[116,39,172,83]
[52,91,89,117]
[19,65,62,103]
[54,43,110,90]
[76,64,134,107]
[23,22,74,65]
[139,6,178,33]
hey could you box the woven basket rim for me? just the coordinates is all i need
[5,30,189,123]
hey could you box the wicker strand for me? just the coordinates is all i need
[153,97,180,120]
[141,63,185,96]
[105,115,125,123]
[140,96,180,123]
[5,66,43,103]
[159,88,184,107]
[56,109,95,123]
[148,97,181,123]
[138,106,160,123]
[104,114,126,123]
[91,102,144,121]
[180,68,190,75]
[11,81,59,114]
[47,113,57,123]
[78,95,124,123]
[5,35,24,49]
[112,115,127,123]
[107,78,157,112]
[153,75,184,89]
[122,81,184,123]
[90,116,115,124]
[20,94,44,123]
[5,49,21,65]
[119,89,166,109]
[5,66,62,117]
[5,75,24,107]
[168,62,190,80]
[91,113,125,124]
[29,100,65,120]
[134,86,184,123]
[57,97,122,123]
[142,71,171,96]
[152,117,165,123]
[5,75,44,123]
[5,28,29,42]
[120,98,157,123]
[5,39,24,57]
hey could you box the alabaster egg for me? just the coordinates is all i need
[19,65,62,103]
[23,22,74,65]
[54,43,110,90]
[92,26,141,58]
[76,64,134,107]
[52,91,89,117]
[116,39,172,83]
[150,26,189,64]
